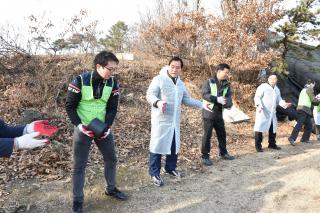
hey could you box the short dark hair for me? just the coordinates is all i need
[94,51,119,68]
[168,56,183,68]
[306,79,315,85]
[267,72,278,78]
[217,63,230,71]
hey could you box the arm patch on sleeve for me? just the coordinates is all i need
[68,84,81,93]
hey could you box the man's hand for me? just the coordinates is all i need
[203,102,213,112]
[25,120,58,136]
[77,124,94,138]
[284,102,292,109]
[98,128,111,140]
[217,97,226,105]
[14,132,49,150]
[157,100,166,113]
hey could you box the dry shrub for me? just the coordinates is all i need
[4,83,33,108]
[231,81,257,111]
[209,0,283,71]
[136,0,283,83]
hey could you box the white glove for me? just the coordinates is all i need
[99,128,111,140]
[77,124,94,138]
[14,132,49,150]
[217,97,226,105]
[157,100,166,113]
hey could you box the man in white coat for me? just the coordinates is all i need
[254,73,291,152]
[146,57,202,187]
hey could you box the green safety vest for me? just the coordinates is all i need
[203,81,228,110]
[298,88,312,108]
[76,72,113,125]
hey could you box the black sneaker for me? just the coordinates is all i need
[151,175,164,187]
[288,138,295,146]
[72,201,83,213]
[220,153,235,160]
[163,169,182,178]
[105,188,128,201]
[268,145,281,150]
[201,158,213,166]
[256,147,263,152]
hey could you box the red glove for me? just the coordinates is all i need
[25,120,58,136]
[157,101,166,113]
[77,124,94,138]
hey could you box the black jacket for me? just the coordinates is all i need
[65,71,120,127]
[202,76,233,120]
[0,119,25,158]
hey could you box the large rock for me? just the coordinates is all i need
[276,43,320,121]
[286,43,320,94]
[21,109,43,124]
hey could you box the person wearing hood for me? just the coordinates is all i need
[0,119,57,158]
[146,56,202,187]
[289,79,320,145]
[66,51,127,213]
[201,64,234,166]
[253,73,291,152]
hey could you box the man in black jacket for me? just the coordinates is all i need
[66,51,127,213]
[201,64,234,166]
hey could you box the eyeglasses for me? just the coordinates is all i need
[103,65,117,72]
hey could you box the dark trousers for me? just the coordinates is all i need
[289,110,313,142]
[201,117,227,159]
[316,125,320,136]
[255,122,276,149]
[72,127,117,202]
[149,134,177,177]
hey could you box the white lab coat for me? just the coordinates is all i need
[254,83,285,133]
[146,66,202,154]
[313,106,320,125]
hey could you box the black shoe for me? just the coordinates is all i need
[163,169,182,178]
[72,201,83,213]
[151,175,164,187]
[268,145,281,150]
[256,147,263,152]
[202,158,213,166]
[301,140,311,143]
[220,153,235,160]
[105,188,128,201]
[288,138,295,146]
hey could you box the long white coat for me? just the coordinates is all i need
[254,83,285,133]
[146,66,202,154]
[313,107,320,125]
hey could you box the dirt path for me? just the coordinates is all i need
[2,132,320,213]
[116,142,320,213]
